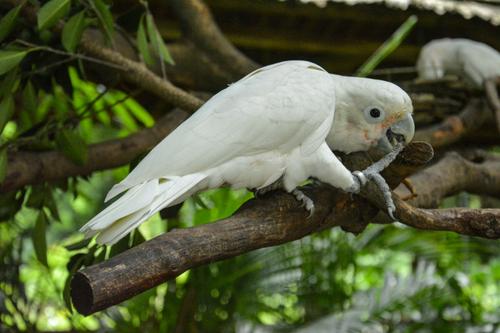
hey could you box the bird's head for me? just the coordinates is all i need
[327,76,414,154]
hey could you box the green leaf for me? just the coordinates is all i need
[145,13,174,65]
[65,238,91,251]
[53,83,70,119]
[0,147,7,184]
[23,80,37,119]
[44,190,60,221]
[0,50,27,75]
[32,211,49,267]
[37,0,71,31]
[0,4,23,43]
[26,185,45,208]
[124,97,154,127]
[136,15,153,66]
[62,10,86,52]
[0,69,19,98]
[356,15,418,77]
[104,93,138,131]
[90,0,114,45]
[0,96,14,134]
[55,128,88,165]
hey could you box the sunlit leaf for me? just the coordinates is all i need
[0,4,23,43]
[0,147,7,183]
[37,0,71,31]
[90,0,114,44]
[32,211,49,267]
[0,69,19,98]
[0,50,28,75]
[53,83,70,119]
[62,10,86,52]
[0,96,14,134]
[145,13,174,65]
[104,93,137,131]
[123,97,154,127]
[55,128,88,165]
[137,15,153,66]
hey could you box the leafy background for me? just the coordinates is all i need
[0,0,499,332]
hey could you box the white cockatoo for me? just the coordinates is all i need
[80,61,415,245]
[416,38,500,87]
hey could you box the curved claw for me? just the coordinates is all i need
[292,189,315,218]
[357,145,404,220]
[369,173,397,220]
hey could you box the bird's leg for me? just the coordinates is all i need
[254,178,283,197]
[352,144,404,219]
[484,76,500,132]
[400,178,418,201]
[292,189,315,217]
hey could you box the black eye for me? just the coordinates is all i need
[369,108,381,118]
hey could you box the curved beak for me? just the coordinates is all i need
[377,113,415,153]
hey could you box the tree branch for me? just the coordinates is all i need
[79,36,204,111]
[0,110,189,193]
[394,198,500,239]
[167,0,258,78]
[395,150,500,208]
[413,99,490,149]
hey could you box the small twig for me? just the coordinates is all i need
[14,40,128,71]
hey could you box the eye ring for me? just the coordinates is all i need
[363,106,385,123]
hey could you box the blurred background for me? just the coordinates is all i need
[0,0,499,332]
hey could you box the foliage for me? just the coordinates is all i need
[0,1,498,333]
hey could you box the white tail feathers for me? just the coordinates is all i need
[80,173,207,245]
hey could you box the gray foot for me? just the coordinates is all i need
[351,144,404,219]
[292,189,315,217]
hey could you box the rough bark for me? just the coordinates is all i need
[395,151,500,208]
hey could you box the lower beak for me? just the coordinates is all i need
[377,113,415,153]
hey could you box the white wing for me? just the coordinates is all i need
[108,60,335,199]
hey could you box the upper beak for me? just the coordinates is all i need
[377,113,415,153]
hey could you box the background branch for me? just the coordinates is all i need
[395,150,500,208]
[166,0,258,78]
[0,110,188,193]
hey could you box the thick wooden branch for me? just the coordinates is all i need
[0,110,189,193]
[167,0,258,78]
[395,150,500,208]
[70,143,434,315]
[394,198,500,239]
[78,36,203,111]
